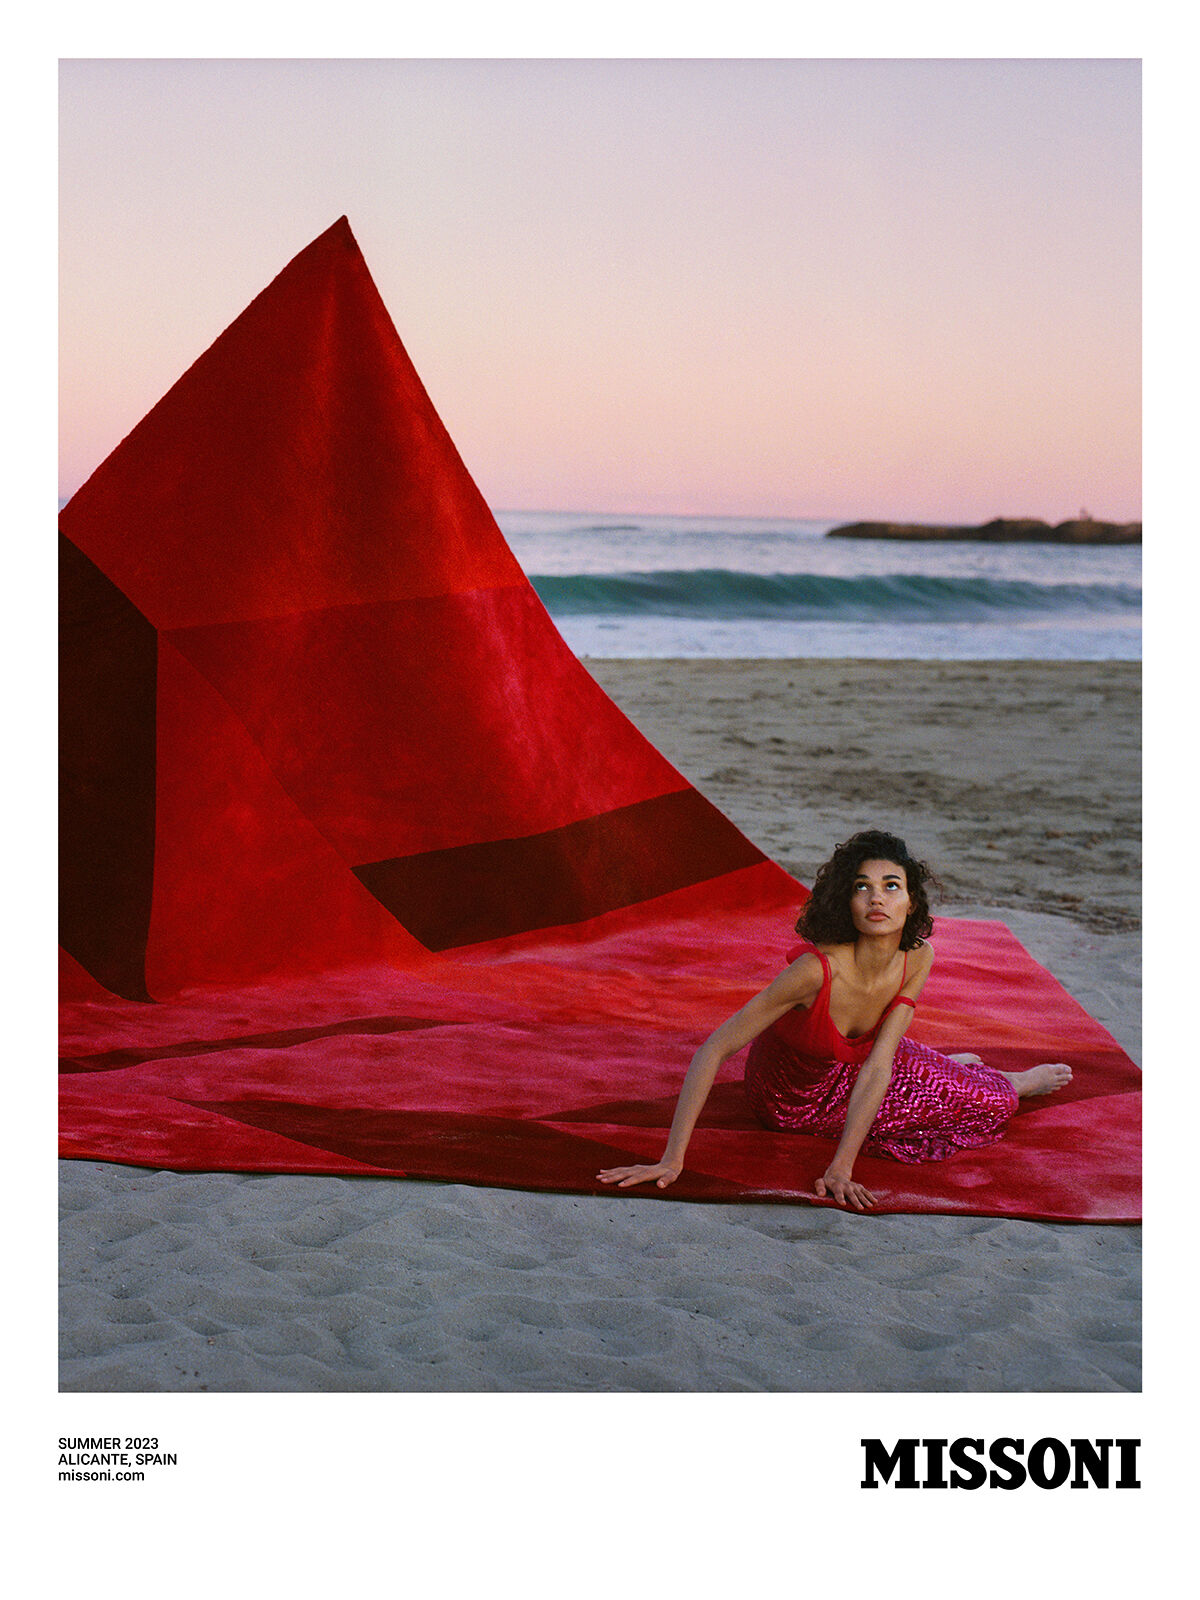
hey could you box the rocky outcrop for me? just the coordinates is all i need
[827,517,1141,544]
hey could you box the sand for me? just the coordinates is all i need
[59,658,1140,1393]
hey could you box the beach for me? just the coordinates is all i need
[59,658,1140,1393]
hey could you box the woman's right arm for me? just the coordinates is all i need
[597,954,823,1190]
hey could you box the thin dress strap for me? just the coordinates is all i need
[890,949,915,1017]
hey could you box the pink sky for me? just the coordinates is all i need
[59,58,1140,522]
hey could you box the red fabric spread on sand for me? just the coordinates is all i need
[59,218,1141,1221]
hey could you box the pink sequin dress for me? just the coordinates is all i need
[743,943,1019,1163]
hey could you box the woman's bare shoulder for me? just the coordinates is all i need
[910,941,935,975]
[776,948,825,1002]
[811,940,853,973]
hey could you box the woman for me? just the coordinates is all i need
[598,829,1072,1211]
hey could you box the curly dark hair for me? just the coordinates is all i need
[795,828,939,951]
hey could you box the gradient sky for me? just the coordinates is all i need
[59,57,1141,522]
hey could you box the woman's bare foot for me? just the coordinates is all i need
[949,1052,984,1065]
[1000,1062,1073,1098]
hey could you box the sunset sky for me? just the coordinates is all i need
[59,56,1141,523]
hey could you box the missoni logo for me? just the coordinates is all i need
[861,1437,1140,1490]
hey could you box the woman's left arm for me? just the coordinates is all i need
[816,945,934,1211]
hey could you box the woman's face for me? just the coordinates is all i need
[849,858,912,938]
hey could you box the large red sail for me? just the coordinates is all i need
[59,219,1139,1220]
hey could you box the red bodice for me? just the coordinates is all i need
[769,941,916,1066]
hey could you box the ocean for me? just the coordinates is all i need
[496,511,1141,661]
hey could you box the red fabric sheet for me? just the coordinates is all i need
[59,218,1140,1221]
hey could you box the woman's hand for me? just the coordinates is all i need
[815,1163,877,1211]
[597,1160,682,1190]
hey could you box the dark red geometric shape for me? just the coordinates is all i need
[355,788,767,950]
[183,1100,753,1199]
[59,533,158,1001]
[59,1013,452,1074]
